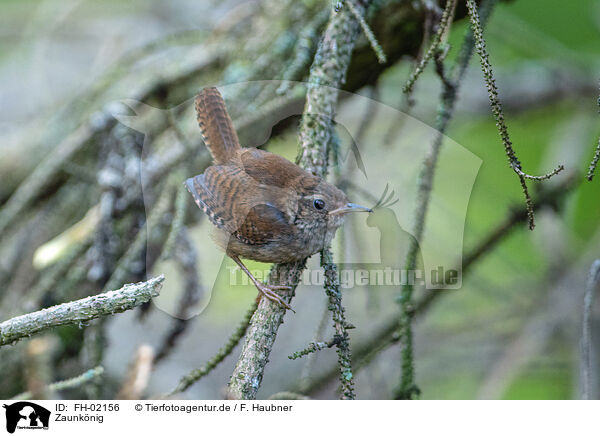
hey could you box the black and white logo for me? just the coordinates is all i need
[3,402,50,433]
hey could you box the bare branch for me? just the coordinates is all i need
[0,276,164,347]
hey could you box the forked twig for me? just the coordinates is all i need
[465,0,564,230]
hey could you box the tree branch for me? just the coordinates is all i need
[11,366,104,401]
[228,0,370,400]
[465,0,564,230]
[0,276,164,347]
[321,247,355,399]
[587,137,600,182]
[395,0,498,400]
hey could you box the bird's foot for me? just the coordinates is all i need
[256,283,294,312]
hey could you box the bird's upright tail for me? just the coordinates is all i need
[195,87,241,165]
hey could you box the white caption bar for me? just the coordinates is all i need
[1,400,597,435]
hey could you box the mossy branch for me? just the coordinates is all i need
[228,0,370,400]
[0,276,164,347]
[321,248,355,399]
[288,339,338,360]
[11,366,105,401]
[586,83,600,181]
[587,138,600,182]
[465,0,564,230]
[395,0,497,400]
[403,0,457,96]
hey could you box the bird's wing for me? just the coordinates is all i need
[233,202,292,245]
[239,148,320,191]
[185,165,295,244]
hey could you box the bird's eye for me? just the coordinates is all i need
[313,199,325,210]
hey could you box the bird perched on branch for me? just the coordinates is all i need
[185,87,371,309]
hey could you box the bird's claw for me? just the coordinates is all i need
[269,284,292,290]
[257,283,294,312]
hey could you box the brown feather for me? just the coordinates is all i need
[195,87,240,165]
[187,87,362,266]
[240,148,320,192]
[185,165,296,243]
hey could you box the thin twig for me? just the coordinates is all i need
[160,181,189,262]
[288,338,338,360]
[403,0,457,96]
[345,0,387,64]
[10,366,105,401]
[512,161,565,181]
[277,10,330,95]
[0,276,164,347]
[587,138,600,181]
[382,0,437,146]
[586,81,600,181]
[465,0,564,230]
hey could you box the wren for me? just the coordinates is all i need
[185,87,371,309]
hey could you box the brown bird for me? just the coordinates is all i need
[185,87,371,309]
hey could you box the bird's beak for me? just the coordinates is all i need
[329,203,373,215]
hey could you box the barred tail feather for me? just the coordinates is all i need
[195,87,240,164]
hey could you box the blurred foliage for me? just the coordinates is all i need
[400,0,599,399]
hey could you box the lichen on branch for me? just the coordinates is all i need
[0,276,164,347]
[228,0,371,400]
